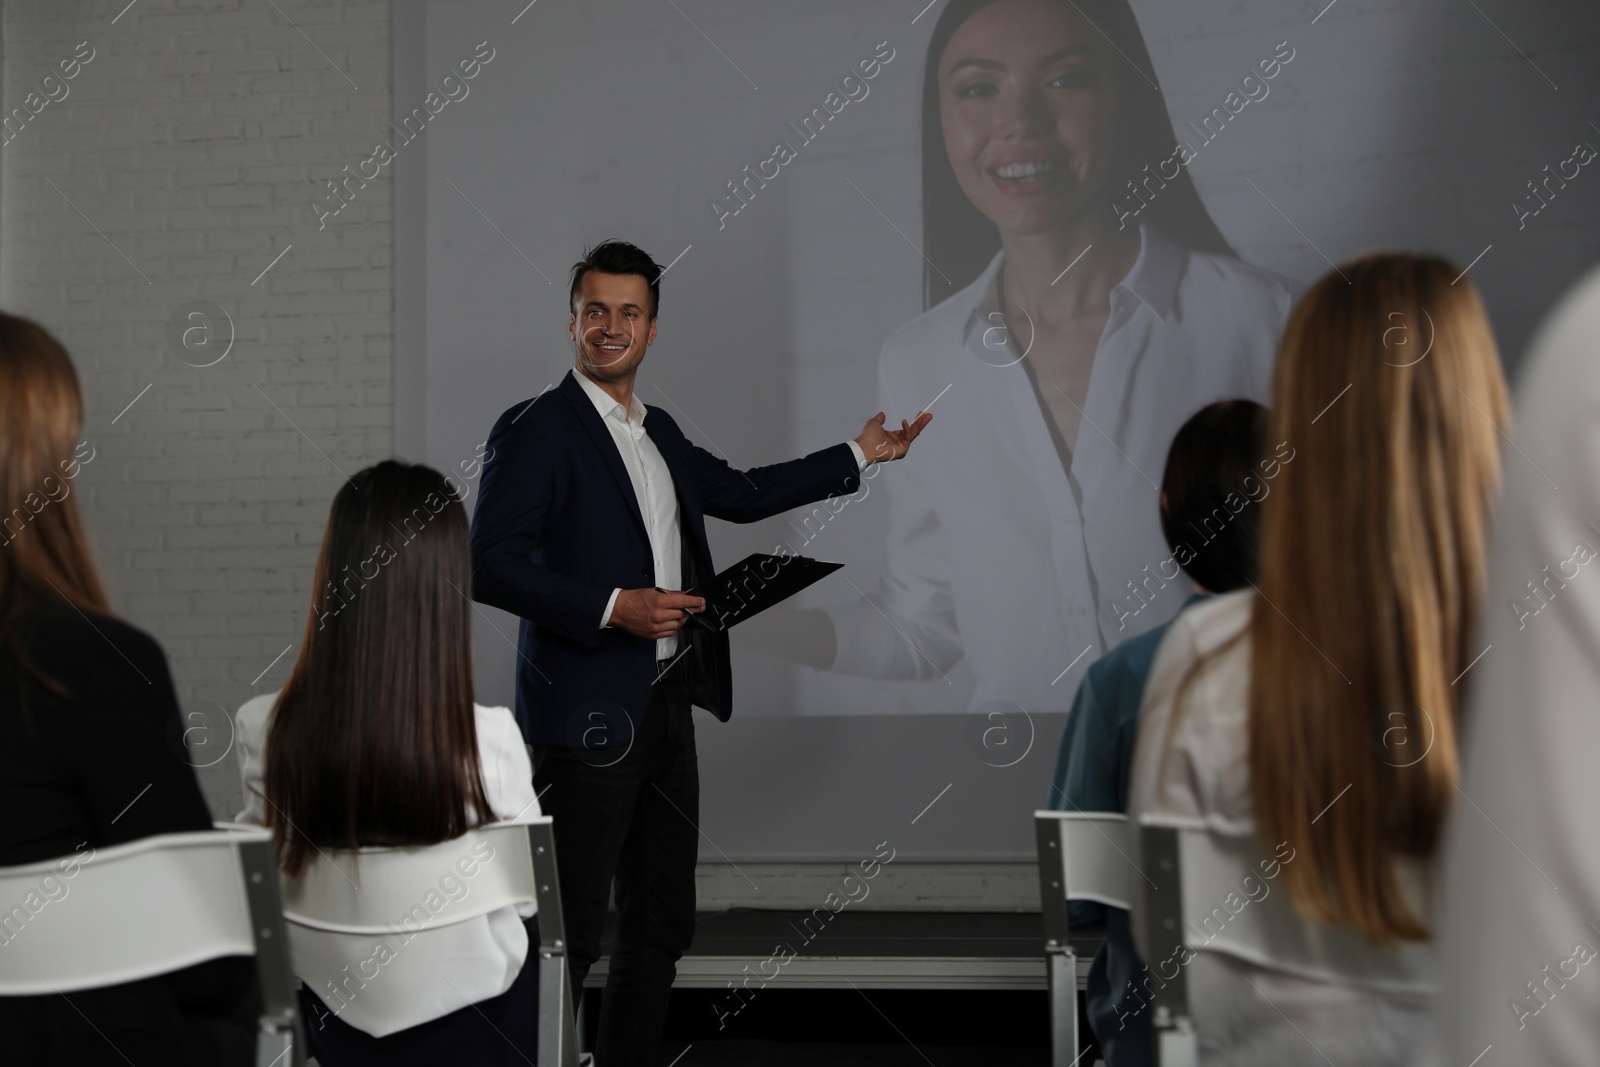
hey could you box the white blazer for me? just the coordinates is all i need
[825,225,1295,712]
[234,693,540,1037]
[1426,263,1600,1066]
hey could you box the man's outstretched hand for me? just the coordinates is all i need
[855,410,932,464]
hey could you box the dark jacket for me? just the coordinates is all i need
[0,605,259,1065]
[470,370,860,745]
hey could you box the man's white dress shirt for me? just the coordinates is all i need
[574,370,867,661]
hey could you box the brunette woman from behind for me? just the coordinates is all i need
[234,460,541,1066]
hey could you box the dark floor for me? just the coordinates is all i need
[592,909,1103,973]
[579,987,1098,1066]
[655,1039,1052,1066]
[673,909,1062,959]
[580,911,1104,1066]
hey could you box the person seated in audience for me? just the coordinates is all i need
[1126,253,1509,1065]
[0,312,259,1065]
[1426,262,1600,1065]
[1048,397,1271,1066]
[234,460,541,1066]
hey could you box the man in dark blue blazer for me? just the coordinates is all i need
[470,240,930,1065]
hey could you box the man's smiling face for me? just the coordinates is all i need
[570,271,657,382]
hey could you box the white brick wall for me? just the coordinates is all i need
[0,0,393,816]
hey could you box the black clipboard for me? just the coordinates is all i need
[684,553,841,631]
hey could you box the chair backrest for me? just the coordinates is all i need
[524,817,568,954]
[1035,810,1134,946]
[281,815,586,1067]
[1137,813,1438,1066]
[279,819,539,936]
[1037,810,1133,903]
[1138,814,1437,995]
[0,826,302,1066]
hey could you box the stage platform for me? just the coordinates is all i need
[586,910,1101,991]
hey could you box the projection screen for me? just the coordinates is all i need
[393,0,1600,860]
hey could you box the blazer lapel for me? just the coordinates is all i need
[559,371,649,540]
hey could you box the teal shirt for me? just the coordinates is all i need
[1047,593,1208,1067]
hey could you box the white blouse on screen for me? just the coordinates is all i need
[824,224,1296,713]
[234,693,540,1038]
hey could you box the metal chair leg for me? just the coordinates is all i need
[538,944,585,1067]
[257,1012,300,1067]
[1154,1011,1197,1067]
[1047,944,1079,1067]
[528,821,589,1066]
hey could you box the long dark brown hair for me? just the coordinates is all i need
[0,312,109,696]
[264,460,491,876]
[920,0,1234,308]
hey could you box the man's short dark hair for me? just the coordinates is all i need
[1159,399,1269,593]
[569,240,661,319]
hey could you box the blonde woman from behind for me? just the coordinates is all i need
[1127,254,1509,1066]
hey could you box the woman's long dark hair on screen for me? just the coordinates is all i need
[920,0,1234,308]
[264,460,490,877]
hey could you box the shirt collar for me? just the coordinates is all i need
[959,222,1187,348]
[572,368,646,427]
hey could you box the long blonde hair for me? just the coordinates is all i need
[1242,254,1508,943]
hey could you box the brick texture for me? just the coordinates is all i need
[0,0,392,815]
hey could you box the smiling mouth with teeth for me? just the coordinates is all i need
[991,159,1061,182]
[587,334,630,355]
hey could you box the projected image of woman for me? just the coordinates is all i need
[812,0,1297,714]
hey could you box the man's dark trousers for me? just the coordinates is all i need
[533,669,698,1067]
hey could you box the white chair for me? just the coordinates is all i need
[0,825,302,1067]
[281,816,587,1067]
[1137,814,1438,1067]
[1035,810,1136,1067]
